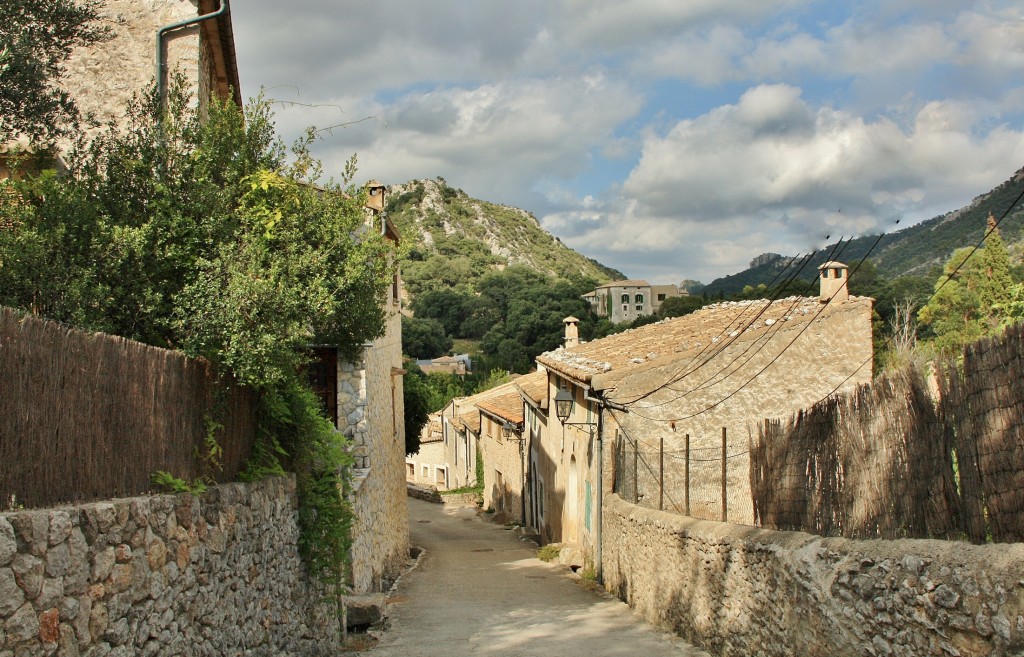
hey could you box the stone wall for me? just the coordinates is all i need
[64,0,203,137]
[603,494,1024,657]
[0,476,342,657]
[340,308,410,596]
[480,416,525,521]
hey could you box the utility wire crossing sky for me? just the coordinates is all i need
[232,0,1024,284]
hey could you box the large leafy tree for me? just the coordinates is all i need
[918,220,1015,355]
[0,0,110,144]
[0,82,394,387]
[0,81,395,597]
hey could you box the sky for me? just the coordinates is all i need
[231,1,1024,284]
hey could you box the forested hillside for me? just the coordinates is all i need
[705,168,1024,295]
[386,178,623,297]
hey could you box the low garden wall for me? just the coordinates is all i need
[0,476,341,657]
[603,494,1024,657]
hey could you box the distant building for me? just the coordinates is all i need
[414,354,472,376]
[583,280,680,324]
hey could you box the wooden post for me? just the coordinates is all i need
[632,434,639,504]
[721,427,728,523]
[659,436,664,511]
[684,433,690,516]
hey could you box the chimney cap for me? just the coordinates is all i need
[818,261,848,271]
[563,316,580,324]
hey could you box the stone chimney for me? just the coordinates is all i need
[818,261,849,303]
[563,316,580,348]
[364,180,385,214]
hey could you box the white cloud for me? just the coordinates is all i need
[303,75,644,203]
[553,84,1024,282]
[231,0,1024,283]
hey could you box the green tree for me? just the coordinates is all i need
[658,295,708,318]
[402,316,453,359]
[402,365,432,456]
[918,224,1014,355]
[0,0,110,144]
[0,81,395,596]
[410,288,475,335]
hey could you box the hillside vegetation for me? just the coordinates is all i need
[705,168,1024,295]
[386,178,623,296]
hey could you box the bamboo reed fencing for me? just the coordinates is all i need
[0,307,257,509]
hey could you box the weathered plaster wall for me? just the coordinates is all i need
[603,494,1024,657]
[0,476,341,657]
[406,440,447,489]
[339,308,410,596]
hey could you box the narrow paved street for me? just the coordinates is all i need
[367,498,710,657]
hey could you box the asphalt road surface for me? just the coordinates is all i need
[366,497,711,657]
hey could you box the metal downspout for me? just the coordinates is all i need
[156,0,229,110]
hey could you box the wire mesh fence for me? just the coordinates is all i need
[614,325,1024,543]
[614,427,754,524]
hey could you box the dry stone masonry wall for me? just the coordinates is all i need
[603,495,1024,657]
[0,477,342,657]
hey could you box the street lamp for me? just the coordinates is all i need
[501,421,522,440]
[554,387,575,424]
[555,387,597,429]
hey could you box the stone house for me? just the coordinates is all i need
[405,415,447,487]
[582,280,680,324]
[536,263,873,568]
[2,0,241,178]
[306,182,409,596]
[476,388,529,521]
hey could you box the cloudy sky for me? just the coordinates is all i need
[231,1,1024,284]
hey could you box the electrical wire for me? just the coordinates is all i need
[624,228,893,424]
[609,238,847,407]
[812,184,1024,404]
[630,237,859,410]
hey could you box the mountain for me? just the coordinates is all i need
[705,167,1024,295]
[385,178,624,296]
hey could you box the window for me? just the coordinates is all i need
[622,305,629,312]
[620,293,629,303]
[636,305,643,311]
[635,294,644,304]
[406,463,415,479]
[436,466,447,486]
[657,293,666,301]
[421,465,429,479]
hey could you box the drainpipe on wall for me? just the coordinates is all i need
[155,0,229,111]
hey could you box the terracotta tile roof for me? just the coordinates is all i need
[476,391,525,425]
[420,415,443,444]
[515,370,548,408]
[447,377,522,434]
[596,279,650,289]
[458,410,481,434]
[537,296,872,390]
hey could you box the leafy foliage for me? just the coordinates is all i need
[0,80,395,598]
[0,0,110,144]
[402,316,453,359]
[917,226,1015,356]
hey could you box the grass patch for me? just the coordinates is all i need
[537,544,561,562]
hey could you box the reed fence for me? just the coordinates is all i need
[0,307,257,509]
[614,324,1024,543]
